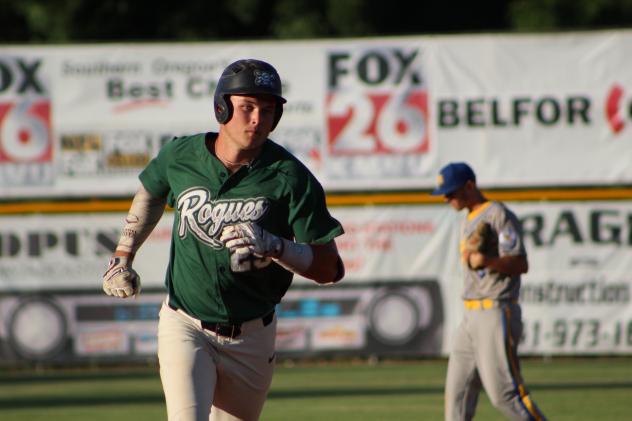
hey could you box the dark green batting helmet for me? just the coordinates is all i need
[214,59,286,130]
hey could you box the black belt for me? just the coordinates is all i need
[168,302,274,339]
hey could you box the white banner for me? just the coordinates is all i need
[2,200,630,355]
[427,32,632,187]
[0,39,436,196]
[4,31,632,197]
[0,213,172,290]
[514,201,632,354]
[2,32,632,358]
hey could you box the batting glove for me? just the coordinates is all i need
[102,255,141,298]
[220,222,284,258]
[220,223,284,272]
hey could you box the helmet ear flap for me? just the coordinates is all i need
[214,94,232,124]
[271,102,283,131]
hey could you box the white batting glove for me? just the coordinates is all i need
[220,222,284,258]
[220,223,284,272]
[102,255,141,298]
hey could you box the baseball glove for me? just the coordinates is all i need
[465,221,498,256]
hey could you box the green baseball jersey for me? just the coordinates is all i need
[459,201,526,301]
[139,132,344,323]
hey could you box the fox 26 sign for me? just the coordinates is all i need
[0,57,53,187]
[326,48,429,156]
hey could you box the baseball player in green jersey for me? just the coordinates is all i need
[102,59,345,421]
[432,162,546,421]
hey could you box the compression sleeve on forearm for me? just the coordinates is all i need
[114,185,167,259]
[272,238,314,274]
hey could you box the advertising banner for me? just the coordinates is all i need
[0,51,55,190]
[1,200,631,360]
[3,31,632,197]
[427,32,632,187]
[2,32,632,362]
[0,207,449,360]
[0,213,172,290]
[514,201,632,354]
[0,39,434,196]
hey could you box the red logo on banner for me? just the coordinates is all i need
[605,84,625,135]
[0,100,52,163]
[326,48,430,157]
[327,90,429,156]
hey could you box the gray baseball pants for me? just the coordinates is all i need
[444,301,546,421]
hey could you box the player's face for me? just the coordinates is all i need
[444,185,468,210]
[223,95,277,151]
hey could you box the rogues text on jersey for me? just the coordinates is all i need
[176,188,268,248]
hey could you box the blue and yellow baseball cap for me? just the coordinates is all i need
[431,162,476,196]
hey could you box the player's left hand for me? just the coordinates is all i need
[465,221,498,255]
[220,222,284,258]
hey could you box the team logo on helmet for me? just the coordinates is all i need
[253,70,277,88]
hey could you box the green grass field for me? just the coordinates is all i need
[1,356,631,420]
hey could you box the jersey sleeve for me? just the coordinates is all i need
[286,170,344,244]
[496,205,526,257]
[138,140,173,199]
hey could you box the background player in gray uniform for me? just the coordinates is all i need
[431,162,546,421]
[102,59,345,421]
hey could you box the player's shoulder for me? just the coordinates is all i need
[487,200,520,225]
[155,132,206,160]
[486,200,511,214]
[165,132,205,151]
[261,140,315,182]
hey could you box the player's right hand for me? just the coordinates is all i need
[102,255,141,298]
[220,222,284,258]
[467,251,487,270]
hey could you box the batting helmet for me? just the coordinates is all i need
[214,59,286,130]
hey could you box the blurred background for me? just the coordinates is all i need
[4,0,632,43]
[2,1,632,420]
[2,0,632,365]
